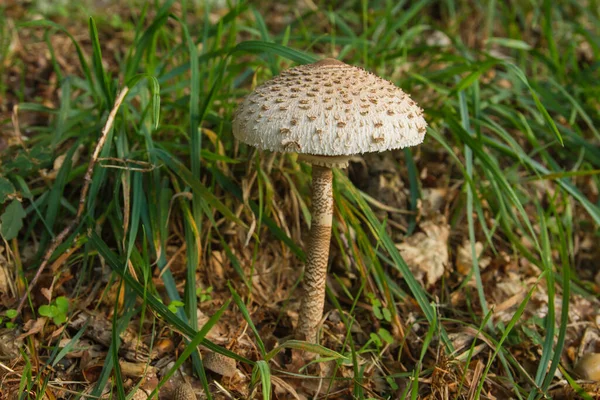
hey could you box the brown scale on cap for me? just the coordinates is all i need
[232,58,427,344]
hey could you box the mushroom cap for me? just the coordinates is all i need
[575,353,600,381]
[173,382,197,400]
[202,351,238,377]
[232,58,427,158]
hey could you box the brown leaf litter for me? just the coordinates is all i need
[396,213,450,287]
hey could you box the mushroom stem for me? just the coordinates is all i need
[297,165,334,343]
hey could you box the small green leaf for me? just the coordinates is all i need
[382,308,392,322]
[372,305,383,320]
[370,332,382,347]
[5,309,17,319]
[168,300,184,313]
[39,305,57,318]
[0,178,15,204]
[55,297,69,314]
[378,328,394,344]
[386,376,399,390]
[54,314,67,325]
[6,322,14,329]
[0,200,26,240]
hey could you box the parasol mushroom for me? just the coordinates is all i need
[232,58,426,342]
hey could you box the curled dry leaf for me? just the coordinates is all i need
[0,247,13,296]
[40,144,84,180]
[150,338,175,360]
[396,215,449,287]
[578,328,600,357]
[271,375,301,400]
[119,360,158,377]
[40,287,52,302]
[425,30,452,47]
[16,317,47,340]
[456,239,491,276]
[420,187,447,217]
[129,389,149,400]
[196,309,227,342]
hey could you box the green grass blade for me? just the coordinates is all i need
[210,167,306,261]
[504,63,563,145]
[19,20,95,97]
[149,299,232,399]
[88,231,252,365]
[335,171,451,349]
[88,17,112,106]
[265,340,348,362]
[152,148,246,227]
[253,360,272,400]
[228,282,267,357]
[232,40,318,64]
[474,271,548,399]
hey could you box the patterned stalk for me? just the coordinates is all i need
[297,166,334,343]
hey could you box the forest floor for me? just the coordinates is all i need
[0,0,599,399]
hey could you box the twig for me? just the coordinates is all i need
[14,87,130,316]
[98,157,157,172]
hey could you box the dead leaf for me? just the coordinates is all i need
[50,324,66,339]
[456,240,491,275]
[396,214,449,286]
[196,309,227,341]
[421,187,448,216]
[17,317,47,340]
[271,375,301,400]
[119,360,158,377]
[40,287,52,302]
[40,144,84,180]
[0,329,22,359]
[150,338,174,360]
[0,247,12,295]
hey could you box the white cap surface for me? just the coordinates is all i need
[232,58,427,156]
